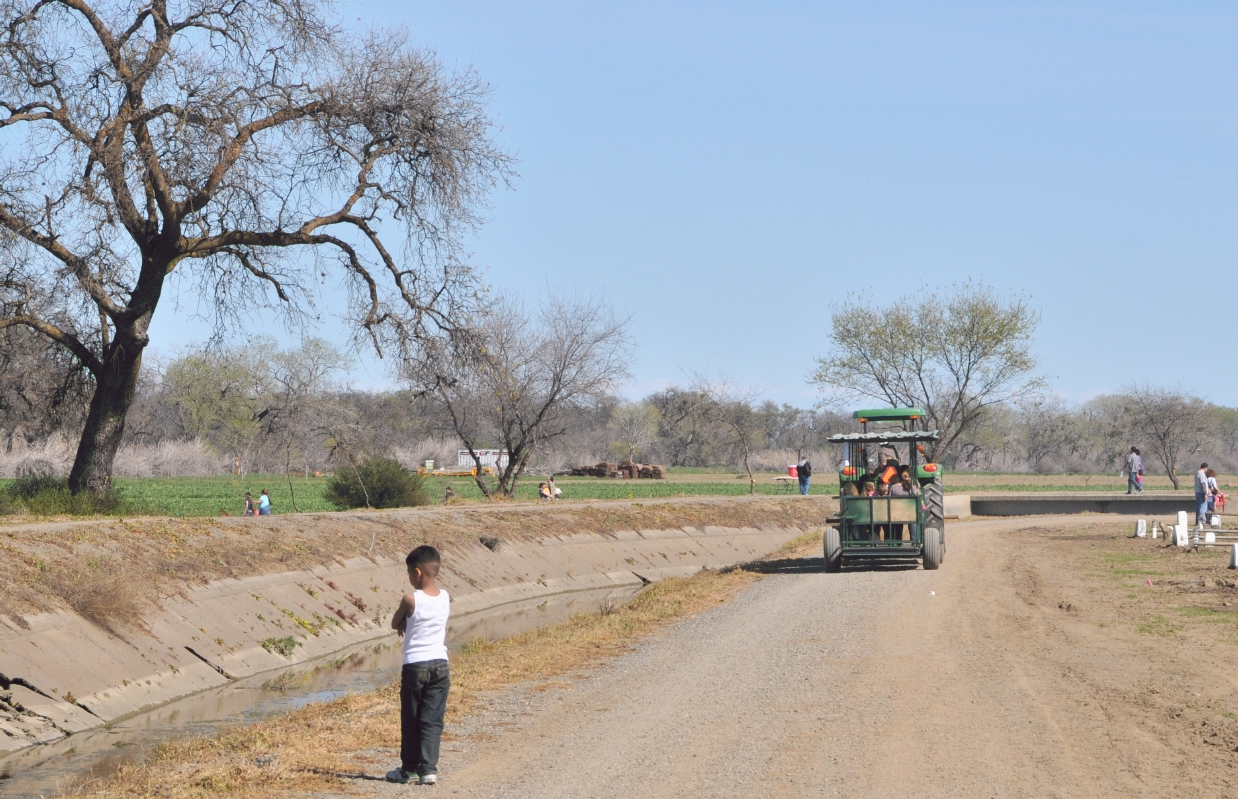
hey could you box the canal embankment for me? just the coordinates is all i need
[0,495,832,755]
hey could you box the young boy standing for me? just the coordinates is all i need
[387,545,451,785]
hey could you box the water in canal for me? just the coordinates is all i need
[0,583,642,798]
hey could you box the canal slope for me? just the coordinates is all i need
[0,495,831,753]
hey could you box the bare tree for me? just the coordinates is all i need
[810,282,1043,463]
[265,338,347,510]
[768,405,821,461]
[0,320,92,450]
[405,295,631,498]
[1017,396,1080,473]
[1120,384,1211,490]
[646,387,718,466]
[0,1,511,494]
[693,377,764,495]
[608,402,659,462]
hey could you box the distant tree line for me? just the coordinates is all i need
[4,329,1233,487]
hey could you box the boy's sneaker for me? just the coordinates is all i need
[419,773,437,785]
[386,768,415,784]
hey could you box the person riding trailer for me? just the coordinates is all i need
[825,407,946,573]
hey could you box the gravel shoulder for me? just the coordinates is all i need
[341,515,1238,798]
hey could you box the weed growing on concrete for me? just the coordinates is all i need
[260,637,300,657]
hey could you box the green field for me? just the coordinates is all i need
[0,472,830,518]
[0,468,1208,519]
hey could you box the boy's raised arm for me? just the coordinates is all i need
[391,592,416,635]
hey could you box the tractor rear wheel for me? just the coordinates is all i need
[924,480,946,563]
[824,527,842,573]
[924,480,945,527]
[922,526,943,570]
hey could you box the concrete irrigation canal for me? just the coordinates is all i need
[0,493,1222,798]
[0,497,825,797]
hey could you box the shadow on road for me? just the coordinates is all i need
[306,768,387,782]
[742,556,822,575]
[741,554,925,576]
[840,558,921,573]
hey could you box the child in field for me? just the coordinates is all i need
[387,546,451,785]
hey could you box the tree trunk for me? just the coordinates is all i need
[1168,467,1180,491]
[68,329,146,495]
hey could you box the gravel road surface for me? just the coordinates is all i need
[352,516,1238,798]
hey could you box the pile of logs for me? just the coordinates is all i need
[569,460,666,479]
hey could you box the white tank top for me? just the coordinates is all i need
[403,589,450,664]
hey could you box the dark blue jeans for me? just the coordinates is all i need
[400,659,450,776]
[798,476,810,495]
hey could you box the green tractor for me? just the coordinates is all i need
[823,407,946,572]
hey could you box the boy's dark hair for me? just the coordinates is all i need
[406,545,442,575]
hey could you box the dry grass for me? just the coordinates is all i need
[0,496,835,629]
[48,565,146,634]
[59,530,823,799]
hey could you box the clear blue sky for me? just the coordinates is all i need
[151,1,1238,407]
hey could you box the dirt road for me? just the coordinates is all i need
[354,516,1238,798]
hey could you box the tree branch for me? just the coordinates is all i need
[0,314,101,374]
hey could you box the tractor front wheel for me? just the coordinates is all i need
[824,527,842,573]
[922,526,943,570]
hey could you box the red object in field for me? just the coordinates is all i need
[841,466,858,477]
[788,465,798,477]
[923,463,939,472]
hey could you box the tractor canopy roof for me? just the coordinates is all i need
[826,430,941,444]
[852,407,926,422]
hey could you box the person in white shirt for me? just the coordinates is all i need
[387,546,451,786]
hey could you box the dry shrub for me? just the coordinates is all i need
[393,436,462,472]
[47,560,147,634]
[113,440,221,477]
[0,435,75,478]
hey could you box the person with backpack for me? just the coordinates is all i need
[797,458,812,495]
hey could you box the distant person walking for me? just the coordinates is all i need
[1195,464,1210,528]
[548,476,562,500]
[258,489,271,516]
[1207,469,1221,513]
[243,492,257,516]
[797,458,812,495]
[1123,447,1143,495]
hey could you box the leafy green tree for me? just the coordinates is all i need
[163,351,264,461]
[810,282,1043,462]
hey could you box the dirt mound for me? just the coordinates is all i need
[569,461,666,478]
